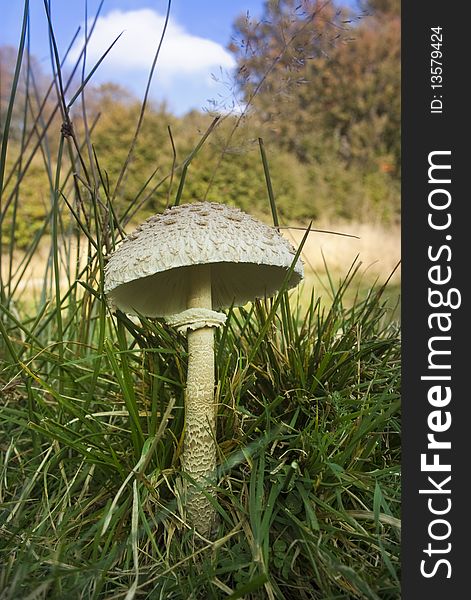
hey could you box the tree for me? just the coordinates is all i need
[229,0,401,219]
[229,0,345,141]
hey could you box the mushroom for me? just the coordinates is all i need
[104,201,303,536]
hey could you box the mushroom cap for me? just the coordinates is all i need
[104,201,304,317]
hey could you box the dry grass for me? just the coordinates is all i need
[285,220,401,318]
[285,220,401,283]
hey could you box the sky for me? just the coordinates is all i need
[0,0,266,115]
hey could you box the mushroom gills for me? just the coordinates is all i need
[107,261,302,317]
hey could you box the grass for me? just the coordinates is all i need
[0,2,401,598]
[0,276,401,599]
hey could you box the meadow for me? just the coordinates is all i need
[0,2,401,598]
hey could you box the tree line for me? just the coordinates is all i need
[0,0,400,249]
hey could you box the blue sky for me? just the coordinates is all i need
[1,1,266,114]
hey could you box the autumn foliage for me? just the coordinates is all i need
[0,0,400,248]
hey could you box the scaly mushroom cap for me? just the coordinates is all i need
[104,201,304,316]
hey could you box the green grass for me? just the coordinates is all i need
[0,276,400,599]
[1,2,401,598]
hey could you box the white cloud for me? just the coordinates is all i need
[69,8,235,79]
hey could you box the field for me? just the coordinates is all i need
[287,221,401,316]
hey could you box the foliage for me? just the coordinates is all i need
[230,0,401,214]
[0,0,400,249]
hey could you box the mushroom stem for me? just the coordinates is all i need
[183,264,217,535]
